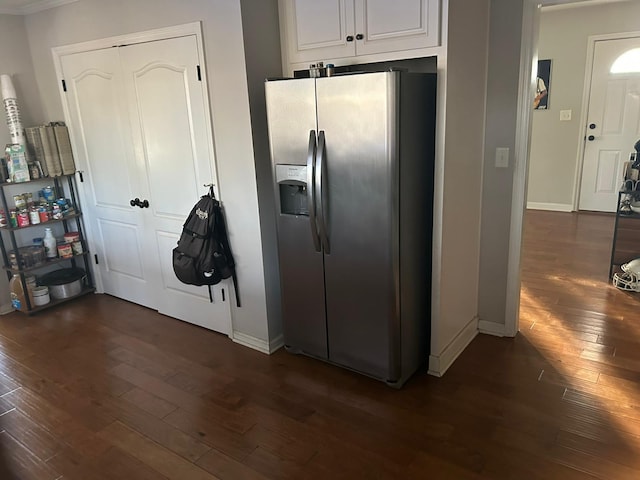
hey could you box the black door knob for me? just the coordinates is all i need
[589,123,596,129]
[346,35,354,42]
[356,33,364,40]
[130,198,140,207]
[587,135,595,141]
[140,199,149,208]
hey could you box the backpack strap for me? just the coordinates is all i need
[231,271,241,307]
[214,201,240,307]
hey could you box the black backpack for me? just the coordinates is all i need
[172,188,240,306]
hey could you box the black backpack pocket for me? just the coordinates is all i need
[172,248,202,285]
[213,251,234,280]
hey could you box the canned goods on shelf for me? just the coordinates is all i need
[51,204,63,220]
[38,207,50,223]
[16,210,29,227]
[64,232,80,243]
[57,242,73,259]
[42,186,54,202]
[71,240,83,255]
[29,207,40,225]
[9,210,17,228]
[13,194,25,209]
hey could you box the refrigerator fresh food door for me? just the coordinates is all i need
[265,78,328,359]
[316,72,398,380]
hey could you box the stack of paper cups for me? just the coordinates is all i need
[1,74,26,147]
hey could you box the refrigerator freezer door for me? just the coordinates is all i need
[266,79,328,359]
[316,72,398,380]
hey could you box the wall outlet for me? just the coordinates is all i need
[495,147,509,168]
[560,109,572,121]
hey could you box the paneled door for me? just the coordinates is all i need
[60,35,232,334]
[579,36,640,212]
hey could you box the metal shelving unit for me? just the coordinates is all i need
[609,189,640,279]
[0,174,94,313]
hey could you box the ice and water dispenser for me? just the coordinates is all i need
[276,164,308,216]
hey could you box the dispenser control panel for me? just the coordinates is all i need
[276,164,307,184]
[276,164,308,216]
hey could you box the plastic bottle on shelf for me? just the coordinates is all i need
[9,274,26,311]
[9,274,36,311]
[43,227,56,259]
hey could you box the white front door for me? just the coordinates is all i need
[579,36,640,212]
[60,35,232,334]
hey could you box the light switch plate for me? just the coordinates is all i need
[495,147,509,168]
[560,109,572,121]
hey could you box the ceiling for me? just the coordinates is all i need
[541,0,631,5]
[0,0,77,15]
[0,0,630,16]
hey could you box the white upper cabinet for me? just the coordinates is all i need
[354,0,440,56]
[284,0,356,63]
[282,0,440,65]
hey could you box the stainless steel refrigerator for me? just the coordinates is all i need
[265,71,436,387]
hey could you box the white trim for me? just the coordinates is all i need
[542,0,630,12]
[232,332,283,355]
[0,0,79,15]
[571,30,640,211]
[478,319,506,337]
[504,1,540,339]
[428,0,448,374]
[526,202,573,212]
[428,316,478,377]
[52,22,205,57]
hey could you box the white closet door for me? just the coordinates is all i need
[61,36,232,334]
[119,35,231,334]
[61,48,157,309]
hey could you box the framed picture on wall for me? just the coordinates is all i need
[534,59,551,110]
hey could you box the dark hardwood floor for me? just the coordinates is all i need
[0,209,638,479]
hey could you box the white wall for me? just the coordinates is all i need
[527,0,640,209]
[21,0,274,344]
[0,14,45,312]
[428,0,489,375]
[477,0,531,331]
[238,0,284,343]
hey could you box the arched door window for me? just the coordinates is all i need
[611,47,640,73]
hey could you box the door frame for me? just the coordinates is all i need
[51,22,221,295]
[504,0,541,338]
[571,30,640,211]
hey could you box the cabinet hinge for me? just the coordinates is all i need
[78,171,84,182]
[197,65,201,81]
[62,80,67,92]
[94,254,99,265]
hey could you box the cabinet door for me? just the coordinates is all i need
[353,0,440,56]
[283,0,356,64]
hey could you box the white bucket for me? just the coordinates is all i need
[32,286,50,306]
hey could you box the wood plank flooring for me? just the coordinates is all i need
[0,209,638,478]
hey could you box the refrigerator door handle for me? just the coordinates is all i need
[307,130,321,252]
[316,130,330,254]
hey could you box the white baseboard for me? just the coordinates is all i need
[231,331,283,354]
[428,316,478,377]
[526,202,573,212]
[478,319,506,337]
[268,334,284,353]
[0,303,14,315]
